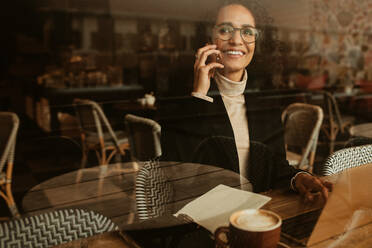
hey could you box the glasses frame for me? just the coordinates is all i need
[213,24,260,44]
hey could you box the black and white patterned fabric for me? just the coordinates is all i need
[135,160,173,220]
[320,144,372,176]
[0,208,118,248]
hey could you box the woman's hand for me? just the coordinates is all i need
[294,173,333,203]
[193,44,224,95]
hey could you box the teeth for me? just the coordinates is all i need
[226,50,244,55]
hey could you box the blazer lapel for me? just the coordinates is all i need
[206,80,240,172]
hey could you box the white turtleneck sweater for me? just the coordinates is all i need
[192,70,250,179]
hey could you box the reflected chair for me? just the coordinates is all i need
[281,103,323,172]
[74,99,129,167]
[134,161,192,248]
[124,114,161,161]
[0,208,118,248]
[0,112,20,218]
[192,135,237,169]
[320,91,355,154]
[319,144,372,176]
[192,136,292,192]
[135,160,173,220]
[344,136,372,148]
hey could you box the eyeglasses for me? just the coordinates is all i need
[213,24,259,43]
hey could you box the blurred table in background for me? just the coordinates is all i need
[349,122,372,138]
[25,84,145,134]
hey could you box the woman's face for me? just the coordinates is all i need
[214,4,256,78]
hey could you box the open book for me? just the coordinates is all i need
[174,184,271,233]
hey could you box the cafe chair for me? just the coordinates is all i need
[124,114,162,161]
[344,136,372,148]
[192,135,237,170]
[0,208,118,248]
[320,91,355,154]
[135,160,173,220]
[319,144,372,176]
[281,103,324,173]
[135,161,196,248]
[192,136,290,192]
[0,112,20,218]
[73,99,129,167]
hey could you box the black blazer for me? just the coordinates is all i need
[158,82,300,192]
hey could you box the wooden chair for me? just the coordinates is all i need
[344,136,372,148]
[192,136,293,192]
[0,208,118,248]
[281,103,324,173]
[124,114,161,161]
[320,91,355,154]
[319,144,372,176]
[73,99,129,167]
[0,112,20,218]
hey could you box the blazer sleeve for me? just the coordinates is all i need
[158,96,217,162]
[248,141,301,193]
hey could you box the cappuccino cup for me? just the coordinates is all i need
[215,209,281,248]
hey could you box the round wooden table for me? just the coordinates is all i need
[349,122,372,138]
[22,161,249,229]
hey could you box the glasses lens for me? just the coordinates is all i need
[241,27,258,43]
[215,25,234,40]
[215,25,259,43]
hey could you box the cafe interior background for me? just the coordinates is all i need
[1,0,372,215]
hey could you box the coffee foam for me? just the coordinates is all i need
[231,209,281,231]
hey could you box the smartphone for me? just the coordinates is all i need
[206,53,218,65]
[206,42,222,65]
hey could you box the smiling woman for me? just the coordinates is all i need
[159,0,332,197]
[205,0,285,89]
[213,4,256,80]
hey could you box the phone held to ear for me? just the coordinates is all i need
[206,53,221,65]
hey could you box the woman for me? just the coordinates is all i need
[160,1,332,200]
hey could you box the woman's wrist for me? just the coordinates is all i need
[191,92,214,102]
[290,171,312,192]
[192,85,209,95]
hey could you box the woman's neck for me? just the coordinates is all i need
[215,70,247,97]
[220,69,245,82]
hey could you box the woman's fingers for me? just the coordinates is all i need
[194,50,221,71]
[195,44,217,61]
[320,179,333,192]
[194,49,221,76]
[198,62,224,81]
[193,44,223,94]
[296,175,331,203]
[199,49,221,67]
[193,62,224,94]
[204,62,224,72]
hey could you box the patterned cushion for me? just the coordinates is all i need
[320,145,372,176]
[135,161,173,220]
[0,208,118,248]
